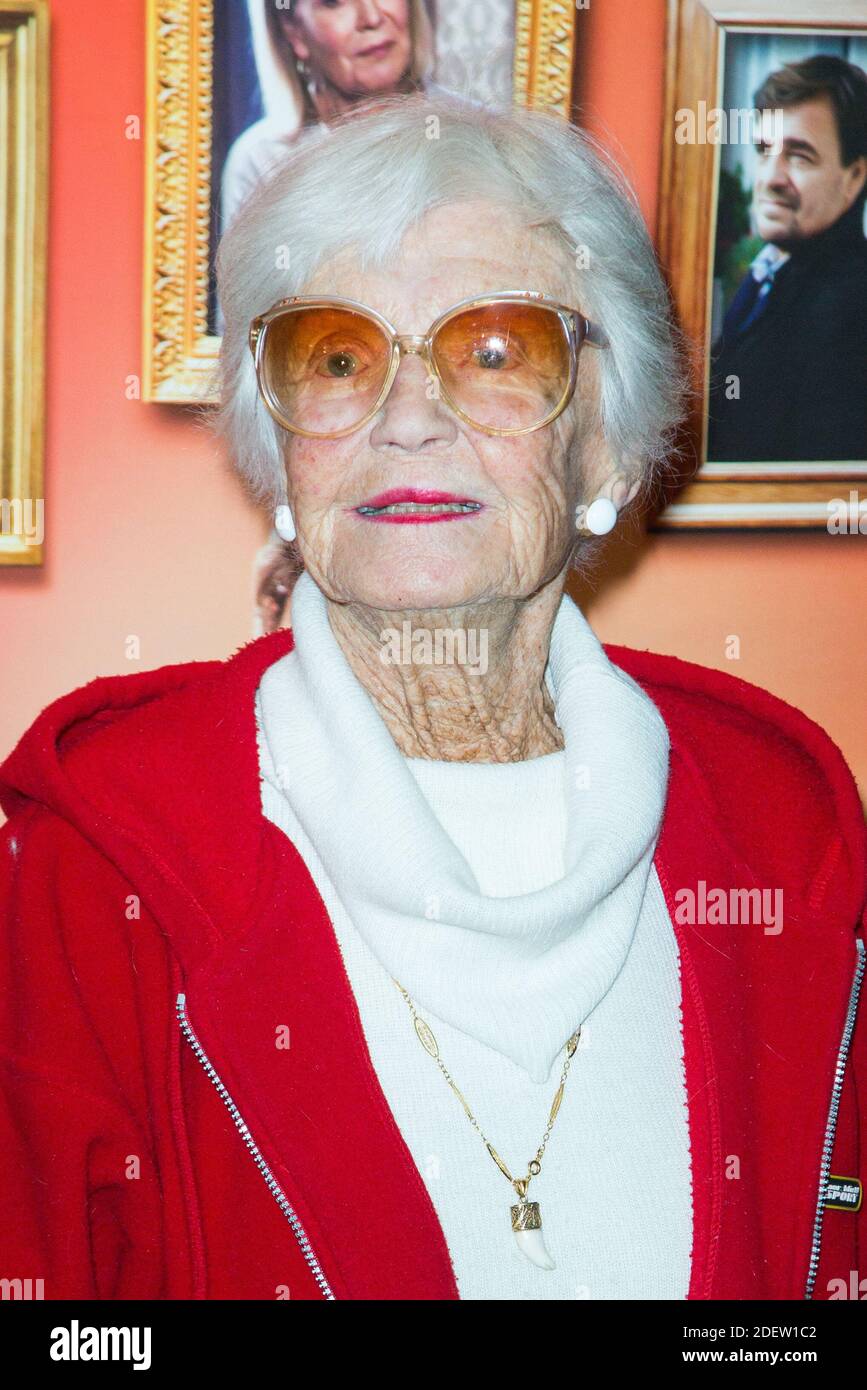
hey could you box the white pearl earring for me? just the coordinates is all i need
[581,497,618,536]
[274,504,296,543]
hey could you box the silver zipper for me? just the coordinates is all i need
[804,937,866,1299]
[175,992,336,1300]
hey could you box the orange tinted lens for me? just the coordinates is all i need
[432,302,573,431]
[260,306,391,434]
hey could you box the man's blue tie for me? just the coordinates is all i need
[721,260,783,343]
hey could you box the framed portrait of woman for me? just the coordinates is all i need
[658,0,867,528]
[142,0,578,405]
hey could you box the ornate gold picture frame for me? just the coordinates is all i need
[657,0,867,528]
[142,0,578,406]
[0,0,49,566]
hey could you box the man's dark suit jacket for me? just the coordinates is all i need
[706,200,867,462]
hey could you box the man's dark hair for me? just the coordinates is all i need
[754,54,867,174]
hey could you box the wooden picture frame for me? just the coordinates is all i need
[0,0,49,566]
[657,0,867,529]
[142,0,578,406]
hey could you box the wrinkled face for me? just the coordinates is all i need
[277,200,610,612]
[752,97,867,245]
[281,0,412,99]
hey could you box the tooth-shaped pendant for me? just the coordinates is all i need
[511,1200,556,1270]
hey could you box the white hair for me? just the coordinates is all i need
[202,93,686,515]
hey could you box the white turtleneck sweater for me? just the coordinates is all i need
[254,571,693,1300]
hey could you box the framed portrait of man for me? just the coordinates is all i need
[658,0,867,528]
[142,0,578,405]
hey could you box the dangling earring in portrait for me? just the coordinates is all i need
[295,54,320,105]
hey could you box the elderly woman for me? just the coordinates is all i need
[1,96,865,1304]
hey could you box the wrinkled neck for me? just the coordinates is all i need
[325,584,566,763]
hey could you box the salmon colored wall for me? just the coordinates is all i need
[1,0,865,819]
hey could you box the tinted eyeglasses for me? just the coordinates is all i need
[248,291,609,439]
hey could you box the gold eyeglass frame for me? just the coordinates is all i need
[248,290,609,440]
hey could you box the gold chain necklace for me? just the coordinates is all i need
[392,977,581,1271]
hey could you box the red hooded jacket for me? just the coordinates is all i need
[0,628,865,1301]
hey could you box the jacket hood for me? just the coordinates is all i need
[1,627,865,972]
[0,631,300,972]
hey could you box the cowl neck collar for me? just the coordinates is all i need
[256,569,671,1082]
